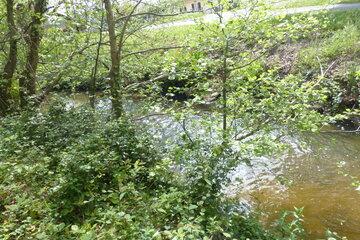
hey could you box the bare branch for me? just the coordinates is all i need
[117,11,197,22]
[316,56,324,76]
[117,0,143,54]
[234,119,270,141]
[124,74,168,91]
[122,45,187,59]
[34,41,107,103]
[229,51,267,72]
[182,118,194,144]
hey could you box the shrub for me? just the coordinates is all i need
[0,101,275,239]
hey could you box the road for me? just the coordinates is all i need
[148,3,360,30]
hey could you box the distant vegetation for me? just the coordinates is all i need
[275,0,360,8]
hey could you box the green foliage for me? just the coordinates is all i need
[1,0,357,239]
[159,50,215,99]
[318,10,360,32]
[276,0,360,8]
[0,100,277,239]
[276,207,305,240]
[292,14,360,113]
[160,12,204,24]
[175,0,328,144]
[325,230,348,240]
[298,25,360,70]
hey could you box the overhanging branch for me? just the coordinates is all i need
[122,45,187,59]
[117,11,197,22]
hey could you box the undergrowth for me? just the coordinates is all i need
[0,101,279,239]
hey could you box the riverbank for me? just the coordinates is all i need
[1,1,359,238]
[45,9,359,126]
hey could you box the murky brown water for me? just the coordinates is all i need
[47,93,360,239]
[232,132,360,239]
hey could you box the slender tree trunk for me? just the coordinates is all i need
[220,15,229,142]
[90,10,105,109]
[19,0,46,108]
[0,0,17,116]
[103,0,123,117]
[222,41,228,135]
[221,41,229,143]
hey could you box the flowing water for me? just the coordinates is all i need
[229,132,360,239]
[46,93,360,239]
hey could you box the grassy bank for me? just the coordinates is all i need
[274,0,360,8]
[274,10,360,113]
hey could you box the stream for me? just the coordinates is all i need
[231,132,360,239]
[44,93,360,239]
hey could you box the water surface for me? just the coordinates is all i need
[231,132,360,239]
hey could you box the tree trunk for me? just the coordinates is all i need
[19,0,46,108]
[90,10,105,109]
[0,0,17,116]
[103,0,123,117]
[220,16,229,143]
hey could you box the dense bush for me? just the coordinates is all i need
[0,102,281,239]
